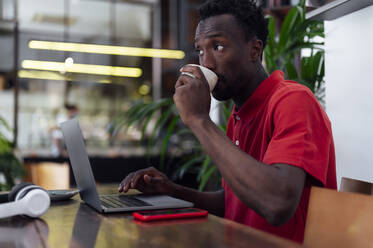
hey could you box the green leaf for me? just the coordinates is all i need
[278,6,302,54]
[316,53,325,90]
[0,152,25,190]
[301,56,310,81]
[147,106,174,149]
[266,16,276,56]
[116,98,174,137]
[0,116,11,132]
[139,110,156,142]
[174,128,193,137]
[125,103,158,130]
[285,62,298,80]
[197,156,211,182]
[198,166,216,191]
[176,155,206,179]
[221,101,233,125]
[0,116,12,154]
[136,100,173,141]
[159,115,179,171]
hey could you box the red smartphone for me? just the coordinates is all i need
[133,208,208,222]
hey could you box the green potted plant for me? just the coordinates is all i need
[0,116,25,191]
[264,0,325,102]
[108,98,231,191]
[109,1,325,191]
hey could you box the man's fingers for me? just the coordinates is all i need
[175,78,185,89]
[118,177,129,192]
[144,174,151,184]
[181,71,196,79]
[132,171,145,188]
[180,65,204,79]
[118,181,124,192]
[175,71,197,89]
[123,173,134,192]
[175,65,204,91]
[119,167,163,193]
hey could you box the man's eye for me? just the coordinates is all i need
[216,45,224,51]
[196,49,204,55]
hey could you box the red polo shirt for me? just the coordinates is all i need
[223,70,337,243]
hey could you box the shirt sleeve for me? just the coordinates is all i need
[262,89,332,186]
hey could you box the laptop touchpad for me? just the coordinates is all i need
[135,195,182,206]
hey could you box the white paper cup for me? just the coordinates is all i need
[184,64,218,92]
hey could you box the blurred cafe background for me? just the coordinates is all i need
[0,0,211,190]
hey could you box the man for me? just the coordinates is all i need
[118,0,336,243]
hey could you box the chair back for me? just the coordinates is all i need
[304,186,373,247]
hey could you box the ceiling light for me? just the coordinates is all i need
[18,70,66,81]
[18,70,112,84]
[29,40,185,59]
[65,57,74,68]
[21,60,142,78]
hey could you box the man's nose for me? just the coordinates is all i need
[200,51,216,71]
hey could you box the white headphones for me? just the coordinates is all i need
[0,182,50,219]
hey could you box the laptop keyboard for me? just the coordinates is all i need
[100,195,152,208]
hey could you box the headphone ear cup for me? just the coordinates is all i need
[9,182,34,201]
[20,188,50,218]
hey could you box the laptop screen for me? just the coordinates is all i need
[60,119,102,210]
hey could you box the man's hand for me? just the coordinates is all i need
[174,65,211,127]
[118,167,174,195]
[118,167,225,217]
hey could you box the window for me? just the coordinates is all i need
[1,0,157,156]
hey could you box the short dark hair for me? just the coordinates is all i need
[198,0,268,48]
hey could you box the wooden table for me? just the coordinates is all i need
[0,185,302,248]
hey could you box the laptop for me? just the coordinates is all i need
[60,118,193,213]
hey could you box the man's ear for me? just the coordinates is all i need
[249,39,263,62]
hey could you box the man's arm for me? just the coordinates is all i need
[174,66,306,226]
[187,117,306,226]
[172,185,225,217]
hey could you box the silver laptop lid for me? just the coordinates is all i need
[60,118,102,211]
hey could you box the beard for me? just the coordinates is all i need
[211,90,232,101]
[211,73,237,101]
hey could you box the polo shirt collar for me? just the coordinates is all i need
[233,70,284,117]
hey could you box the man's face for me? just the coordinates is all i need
[194,14,256,101]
